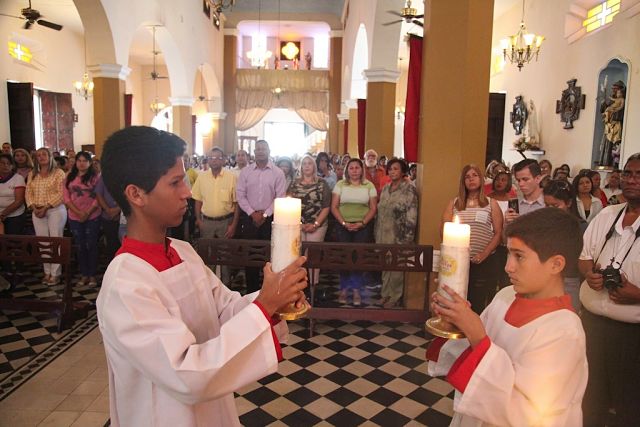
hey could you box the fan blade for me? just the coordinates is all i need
[412,19,423,27]
[383,19,403,26]
[0,13,24,19]
[414,14,424,19]
[24,20,32,29]
[37,19,62,31]
[386,10,403,17]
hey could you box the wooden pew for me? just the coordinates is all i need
[0,235,91,332]
[197,239,433,329]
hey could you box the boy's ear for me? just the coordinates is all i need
[547,254,566,275]
[123,184,147,209]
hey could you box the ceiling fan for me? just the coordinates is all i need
[383,0,424,27]
[196,64,216,104]
[0,0,63,31]
[148,26,168,80]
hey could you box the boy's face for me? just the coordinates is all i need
[505,237,564,299]
[515,167,541,198]
[141,157,191,227]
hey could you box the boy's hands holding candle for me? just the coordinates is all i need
[431,285,487,348]
[256,256,308,317]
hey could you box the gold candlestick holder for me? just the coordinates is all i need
[425,244,469,340]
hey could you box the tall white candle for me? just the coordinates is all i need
[439,216,471,300]
[443,217,471,247]
[274,197,301,225]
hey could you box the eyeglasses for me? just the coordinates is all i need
[621,170,640,180]
[207,156,224,161]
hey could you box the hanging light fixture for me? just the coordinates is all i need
[73,36,94,100]
[246,0,272,68]
[210,0,235,13]
[149,26,166,115]
[500,0,544,71]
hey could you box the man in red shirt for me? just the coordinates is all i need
[364,149,390,196]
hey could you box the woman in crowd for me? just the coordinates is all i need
[13,148,33,181]
[378,155,388,169]
[64,151,101,286]
[442,164,502,314]
[25,148,67,285]
[335,163,344,181]
[0,154,26,235]
[573,171,603,223]
[539,159,553,177]
[375,158,418,308]
[588,170,608,207]
[331,158,377,306]
[543,179,585,310]
[316,152,337,190]
[288,155,332,287]
[276,157,295,190]
[408,163,417,185]
[603,169,625,204]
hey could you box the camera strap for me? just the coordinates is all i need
[595,206,640,267]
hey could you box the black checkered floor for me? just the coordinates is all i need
[0,268,102,383]
[235,320,454,426]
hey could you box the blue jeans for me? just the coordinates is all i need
[335,221,373,291]
[69,217,100,277]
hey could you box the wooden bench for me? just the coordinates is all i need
[0,235,91,332]
[197,238,433,327]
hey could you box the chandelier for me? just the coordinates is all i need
[73,37,94,100]
[246,0,272,68]
[500,0,544,71]
[210,0,235,13]
[150,99,166,115]
[149,26,166,115]
[74,72,94,100]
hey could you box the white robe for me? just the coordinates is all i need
[428,287,588,427]
[97,238,287,427]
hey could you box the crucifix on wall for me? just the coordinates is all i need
[555,78,586,129]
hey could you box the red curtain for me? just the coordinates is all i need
[357,98,366,159]
[124,94,133,127]
[343,119,349,154]
[404,35,423,163]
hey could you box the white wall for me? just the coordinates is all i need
[0,23,93,149]
[490,0,640,171]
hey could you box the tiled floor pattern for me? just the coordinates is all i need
[0,318,454,426]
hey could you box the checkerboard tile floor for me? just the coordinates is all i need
[236,320,454,426]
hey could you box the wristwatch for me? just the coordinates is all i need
[314,221,320,228]
[262,212,268,218]
[341,221,346,226]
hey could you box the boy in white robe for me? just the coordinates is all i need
[98,126,308,427]
[427,208,588,426]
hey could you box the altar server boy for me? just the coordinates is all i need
[97,126,307,427]
[427,208,587,426]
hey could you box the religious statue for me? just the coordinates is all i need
[274,56,281,70]
[598,79,626,168]
[555,78,586,129]
[510,95,528,135]
[304,51,312,70]
[525,100,539,147]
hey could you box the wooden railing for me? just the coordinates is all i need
[0,235,91,332]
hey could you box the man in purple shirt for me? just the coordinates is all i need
[236,140,286,293]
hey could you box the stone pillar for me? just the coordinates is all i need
[209,112,227,153]
[363,68,399,158]
[223,29,238,155]
[347,108,358,157]
[88,64,130,157]
[405,0,494,310]
[337,113,349,155]
[171,97,195,155]
[328,31,343,154]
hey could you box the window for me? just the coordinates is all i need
[583,0,621,33]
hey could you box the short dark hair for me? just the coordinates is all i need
[571,171,592,196]
[512,158,541,177]
[0,153,15,167]
[102,126,186,217]
[210,146,224,156]
[624,152,640,168]
[385,157,408,175]
[505,207,582,274]
[543,179,581,219]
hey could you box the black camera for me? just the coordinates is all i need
[599,264,622,290]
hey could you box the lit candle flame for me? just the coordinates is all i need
[453,215,460,224]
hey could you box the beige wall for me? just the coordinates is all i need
[491,0,640,170]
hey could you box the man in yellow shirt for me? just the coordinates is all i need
[192,147,239,283]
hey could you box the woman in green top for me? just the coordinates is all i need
[331,158,377,306]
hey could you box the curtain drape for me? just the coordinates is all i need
[235,69,330,131]
[357,98,366,159]
[404,35,423,163]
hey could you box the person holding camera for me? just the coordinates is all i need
[578,153,640,426]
